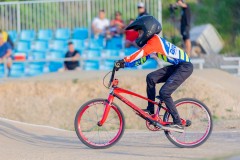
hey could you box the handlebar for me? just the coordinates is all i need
[107,61,121,88]
[108,66,116,88]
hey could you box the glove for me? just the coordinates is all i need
[115,59,125,71]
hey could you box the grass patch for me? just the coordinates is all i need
[72,79,78,84]
[212,114,219,120]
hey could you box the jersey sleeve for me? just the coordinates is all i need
[123,35,164,64]
[124,41,154,63]
[125,55,150,67]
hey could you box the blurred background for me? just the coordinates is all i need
[0,0,239,78]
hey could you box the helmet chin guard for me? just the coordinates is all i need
[125,15,162,47]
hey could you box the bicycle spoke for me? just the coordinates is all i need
[98,127,100,144]
[83,124,98,132]
[81,118,96,123]
[75,99,124,148]
[105,116,116,123]
[95,105,99,121]
[101,126,113,142]
[164,99,212,147]
[105,121,120,125]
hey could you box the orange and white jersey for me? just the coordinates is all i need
[124,34,190,66]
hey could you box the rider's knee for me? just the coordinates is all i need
[159,88,170,99]
[146,73,154,84]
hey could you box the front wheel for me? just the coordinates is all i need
[163,98,213,148]
[75,99,125,149]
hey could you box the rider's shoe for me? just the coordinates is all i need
[163,124,184,133]
[142,108,154,115]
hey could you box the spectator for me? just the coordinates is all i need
[0,33,12,74]
[91,9,110,39]
[137,2,149,18]
[0,29,14,49]
[109,11,125,37]
[59,42,80,71]
[176,0,191,56]
[125,19,139,48]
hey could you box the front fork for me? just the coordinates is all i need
[98,93,114,126]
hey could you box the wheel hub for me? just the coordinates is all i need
[185,120,192,127]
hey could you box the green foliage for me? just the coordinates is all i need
[234,35,240,55]
[162,0,240,55]
[162,22,182,45]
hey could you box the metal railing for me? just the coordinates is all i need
[220,57,240,76]
[0,57,206,78]
[0,0,162,33]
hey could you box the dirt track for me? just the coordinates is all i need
[1,69,240,130]
[1,69,240,159]
[1,117,240,160]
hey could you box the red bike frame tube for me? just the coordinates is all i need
[98,93,114,126]
[99,87,170,126]
[116,87,159,105]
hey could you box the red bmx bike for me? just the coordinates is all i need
[75,63,213,149]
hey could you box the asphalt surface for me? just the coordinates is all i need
[0,117,240,160]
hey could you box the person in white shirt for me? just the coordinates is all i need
[91,9,110,39]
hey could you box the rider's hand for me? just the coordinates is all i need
[115,59,125,71]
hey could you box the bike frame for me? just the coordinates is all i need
[98,66,187,127]
[98,79,173,126]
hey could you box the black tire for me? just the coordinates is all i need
[74,98,125,149]
[163,98,213,148]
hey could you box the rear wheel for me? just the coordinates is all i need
[163,98,213,148]
[75,99,125,149]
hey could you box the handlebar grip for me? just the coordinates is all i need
[115,62,121,68]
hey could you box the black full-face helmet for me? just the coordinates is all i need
[125,15,162,47]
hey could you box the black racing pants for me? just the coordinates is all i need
[146,62,193,124]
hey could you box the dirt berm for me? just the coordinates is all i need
[0,69,239,130]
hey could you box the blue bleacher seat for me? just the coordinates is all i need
[124,46,138,56]
[86,49,101,58]
[0,64,5,78]
[7,30,18,42]
[106,37,123,49]
[49,50,65,59]
[102,49,120,57]
[10,63,25,78]
[73,28,88,40]
[83,60,100,70]
[102,59,116,70]
[27,62,45,76]
[55,28,70,40]
[48,50,65,72]
[49,62,63,72]
[20,30,35,41]
[34,40,49,52]
[51,40,67,52]
[16,41,31,53]
[88,39,104,49]
[141,58,158,69]
[32,51,46,60]
[71,39,85,53]
[38,29,53,41]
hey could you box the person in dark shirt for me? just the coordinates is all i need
[137,2,149,18]
[177,0,191,56]
[60,42,80,71]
